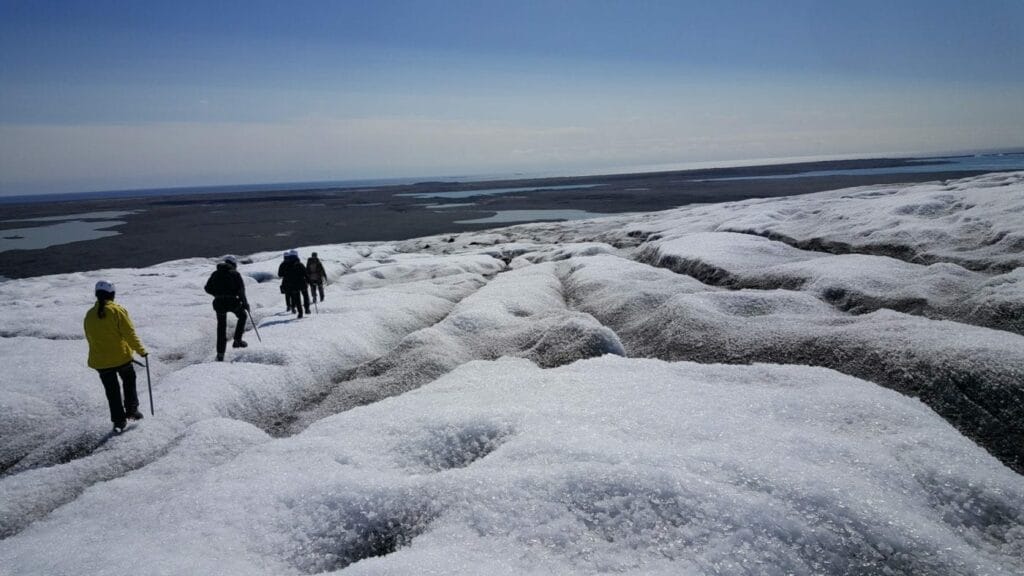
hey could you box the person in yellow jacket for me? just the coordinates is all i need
[83,280,148,433]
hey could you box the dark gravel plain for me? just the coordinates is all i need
[0,157,999,279]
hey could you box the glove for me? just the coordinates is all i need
[244,302,251,311]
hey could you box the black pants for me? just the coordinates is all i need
[286,288,309,316]
[98,362,138,425]
[216,306,248,354]
[310,281,324,302]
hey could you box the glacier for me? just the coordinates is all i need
[1,172,1023,575]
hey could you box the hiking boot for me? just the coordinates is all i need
[113,421,127,434]
[304,307,311,314]
[126,410,144,421]
[233,340,248,348]
[216,353,224,361]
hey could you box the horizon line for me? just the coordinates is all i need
[4,147,1023,205]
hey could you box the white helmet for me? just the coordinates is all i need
[224,255,238,268]
[95,280,115,293]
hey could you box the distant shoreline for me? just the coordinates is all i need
[4,150,1022,206]
[1,153,1022,280]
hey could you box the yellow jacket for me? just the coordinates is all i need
[83,301,147,370]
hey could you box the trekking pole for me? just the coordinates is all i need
[132,356,154,415]
[248,308,262,342]
[145,355,154,415]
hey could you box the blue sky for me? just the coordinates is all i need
[1,0,1023,195]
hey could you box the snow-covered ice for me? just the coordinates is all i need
[2,172,1024,575]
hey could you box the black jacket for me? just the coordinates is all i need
[278,257,308,291]
[205,263,248,312]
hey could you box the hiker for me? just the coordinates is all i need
[306,251,326,303]
[278,249,310,318]
[204,255,249,361]
[277,251,294,312]
[83,280,147,433]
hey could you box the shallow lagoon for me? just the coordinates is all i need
[398,184,601,199]
[0,211,134,252]
[456,209,607,224]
